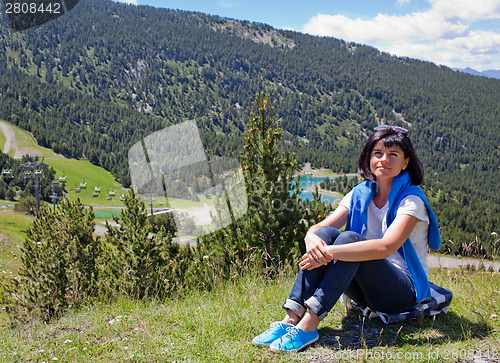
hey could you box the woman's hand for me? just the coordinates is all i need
[303,206,348,265]
[300,244,336,270]
[299,253,323,270]
[304,231,333,266]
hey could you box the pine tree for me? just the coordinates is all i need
[16,198,101,321]
[104,189,185,299]
[240,93,307,270]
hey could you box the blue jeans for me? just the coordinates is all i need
[283,226,417,320]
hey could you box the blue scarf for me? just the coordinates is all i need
[346,171,441,302]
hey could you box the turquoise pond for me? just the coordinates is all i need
[293,175,340,204]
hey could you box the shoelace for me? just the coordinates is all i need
[286,326,300,340]
[268,322,291,332]
[268,323,293,344]
[275,326,300,348]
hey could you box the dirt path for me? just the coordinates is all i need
[0,120,44,158]
[0,121,16,155]
[428,254,500,271]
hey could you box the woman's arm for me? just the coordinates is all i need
[300,214,419,270]
[304,205,349,265]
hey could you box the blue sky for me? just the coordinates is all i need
[114,0,500,71]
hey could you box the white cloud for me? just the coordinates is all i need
[302,0,500,70]
[304,12,468,43]
[431,0,500,21]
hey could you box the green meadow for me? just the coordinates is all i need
[0,210,33,274]
[48,158,125,207]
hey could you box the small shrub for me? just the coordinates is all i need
[14,196,37,215]
[103,190,200,300]
[4,198,101,322]
[148,212,177,234]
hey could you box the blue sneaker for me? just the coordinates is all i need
[269,326,319,352]
[252,322,292,347]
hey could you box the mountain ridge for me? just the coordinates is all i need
[454,67,500,79]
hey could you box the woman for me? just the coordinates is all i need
[252,125,441,352]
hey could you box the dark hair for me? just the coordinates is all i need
[357,127,424,185]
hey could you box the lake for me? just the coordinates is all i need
[293,174,340,204]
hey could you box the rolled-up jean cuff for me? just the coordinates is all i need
[304,296,328,320]
[283,299,306,317]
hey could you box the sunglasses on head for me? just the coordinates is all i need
[374,125,408,134]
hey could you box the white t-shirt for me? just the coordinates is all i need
[340,190,430,275]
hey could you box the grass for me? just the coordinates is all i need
[0,209,33,242]
[48,158,125,207]
[0,210,33,274]
[0,268,498,362]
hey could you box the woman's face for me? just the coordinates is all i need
[369,140,410,181]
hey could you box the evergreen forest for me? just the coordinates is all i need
[0,0,498,253]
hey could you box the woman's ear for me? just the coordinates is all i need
[402,157,410,170]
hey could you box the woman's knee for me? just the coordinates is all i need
[334,231,365,246]
[315,226,341,245]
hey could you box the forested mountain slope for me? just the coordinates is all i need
[0,0,498,249]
